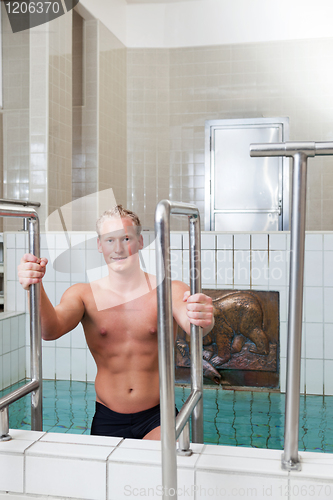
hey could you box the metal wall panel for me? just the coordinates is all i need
[205,118,289,231]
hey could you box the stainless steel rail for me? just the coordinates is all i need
[0,199,41,207]
[155,200,203,500]
[0,202,42,441]
[250,141,333,471]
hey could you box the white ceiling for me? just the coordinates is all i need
[126,0,199,3]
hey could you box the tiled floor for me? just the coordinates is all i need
[2,380,333,452]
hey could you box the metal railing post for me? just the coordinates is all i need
[155,200,203,500]
[155,201,177,497]
[29,217,42,431]
[0,407,11,441]
[0,202,42,439]
[283,151,307,470]
[189,216,203,443]
[250,141,333,471]
[178,421,191,456]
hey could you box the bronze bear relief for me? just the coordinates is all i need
[176,290,279,389]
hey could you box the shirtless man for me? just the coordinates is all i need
[18,206,214,440]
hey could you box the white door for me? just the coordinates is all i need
[205,118,289,231]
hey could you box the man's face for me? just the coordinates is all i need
[97,216,143,271]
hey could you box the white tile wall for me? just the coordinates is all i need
[3,430,333,500]
[234,250,250,286]
[25,435,120,500]
[107,443,198,500]
[202,249,215,285]
[305,287,324,323]
[217,233,233,249]
[305,359,324,395]
[324,233,333,251]
[305,233,322,251]
[279,356,286,393]
[269,250,288,287]
[3,231,333,396]
[305,250,323,286]
[0,312,26,390]
[305,323,324,359]
[0,439,33,493]
[324,360,333,395]
[170,249,182,280]
[216,250,233,285]
[251,233,268,250]
[269,232,287,251]
[234,233,250,250]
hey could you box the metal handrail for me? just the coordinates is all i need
[250,141,333,471]
[0,198,41,208]
[155,200,203,500]
[0,202,42,441]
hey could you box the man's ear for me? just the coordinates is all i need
[139,234,144,250]
[97,237,102,253]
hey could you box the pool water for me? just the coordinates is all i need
[2,380,333,453]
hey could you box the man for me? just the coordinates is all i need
[18,205,214,440]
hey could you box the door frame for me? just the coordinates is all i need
[204,117,290,231]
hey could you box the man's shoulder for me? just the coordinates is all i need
[172,280,189,290]
[62,282,91,299]
[171,280,190,298]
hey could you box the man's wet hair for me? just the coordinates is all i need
[96,205,142,236]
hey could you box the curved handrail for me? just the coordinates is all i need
[155,199,202,500]
[0,203,42,440]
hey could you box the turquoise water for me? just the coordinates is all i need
[1,380,333,452]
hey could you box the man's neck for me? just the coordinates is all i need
[107,265,148,297]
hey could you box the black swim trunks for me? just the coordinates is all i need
[91,401,178,439]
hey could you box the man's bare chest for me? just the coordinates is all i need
[82,292,158,348]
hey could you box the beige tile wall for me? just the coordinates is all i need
[98,22,127,206]
[29,22,48,228]
[72,19,99,229]
[48,13,73,218]
[127,48,170,228]
[73,19,99,206]
[72,15,99,231]
[29,12,73,231]
[127,38,333,231]
[2,4,30,230]
[72,10,85,221]
[72,10,83,108]
[2,12,333,233]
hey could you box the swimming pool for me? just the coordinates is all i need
[2,380,333,453]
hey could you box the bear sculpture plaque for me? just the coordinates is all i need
[176,289,279,389]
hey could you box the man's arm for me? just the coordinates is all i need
[171,281,214,337]
[18,253,84,340]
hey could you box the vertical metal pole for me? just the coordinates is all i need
[250,141,333,471]
[189,216,203,443]
[178,421,191,456]
[282,152,307,471]
[156,200,203,500]
[155,202,177,499]
[0,407,11,441]
[28,217,43,431]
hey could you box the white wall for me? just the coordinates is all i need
[0,312,26,391]
[77,0,333,49]
[127,0,333,48]
[78,0,127,45]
